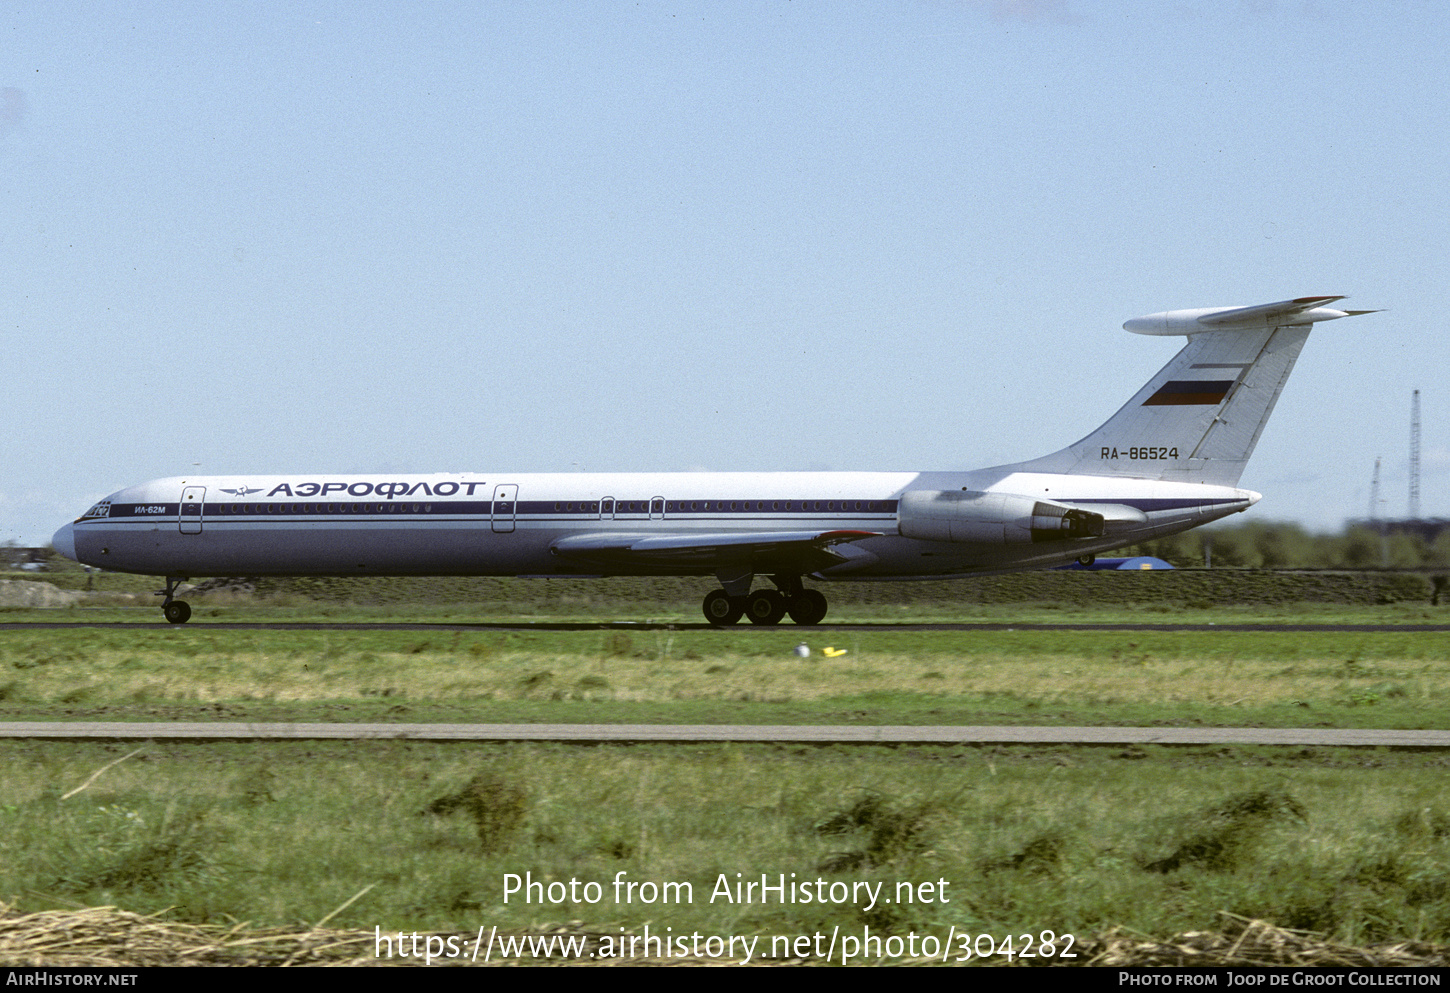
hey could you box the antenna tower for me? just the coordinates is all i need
[1409,389,1421,519]
[1370,457,1381,521]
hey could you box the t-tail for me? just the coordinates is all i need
[1004,296,1378,487]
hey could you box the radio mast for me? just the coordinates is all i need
[1370,456,1381,521]
[1409,389,1421,519]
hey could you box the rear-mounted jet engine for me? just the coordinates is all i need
[897,490,1105,544]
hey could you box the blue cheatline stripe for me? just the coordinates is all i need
[1070,498,1243,511]
[96,498,905,521]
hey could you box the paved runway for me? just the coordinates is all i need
[1,722,1445,746]
[5,621,1450,632]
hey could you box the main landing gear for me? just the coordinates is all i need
[157,576,192,624]
[702,575,828,627]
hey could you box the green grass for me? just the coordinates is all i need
[3,740,1450,951]
[2,585,1448,956]
[0,625,1446,729]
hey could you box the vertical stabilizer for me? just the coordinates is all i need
[1003,296,1374,487]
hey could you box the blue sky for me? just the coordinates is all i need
[4,1,1446,546]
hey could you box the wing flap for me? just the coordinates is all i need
[552,529,882,572]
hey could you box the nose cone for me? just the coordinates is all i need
[52,523,78,562]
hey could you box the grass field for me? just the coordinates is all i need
[4,739,1450,959]
[2,581,1448,962]
[0,621,1446,729]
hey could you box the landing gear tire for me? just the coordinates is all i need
[787,589,828,626]
[745,590,787,626]
[703,589,744,627]
[163,600,192,625]
[1077,554,1096,568]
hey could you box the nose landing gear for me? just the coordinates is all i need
[157,576,192,624]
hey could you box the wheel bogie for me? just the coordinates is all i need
[702,589,744,626]
[745,590,787,625]
[787,589,828,626]
[706,584,828,626]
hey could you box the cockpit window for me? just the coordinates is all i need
[79,501,111,521]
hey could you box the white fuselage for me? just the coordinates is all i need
[53,469,1256,581]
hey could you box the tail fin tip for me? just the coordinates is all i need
[1124,295,1375,336]
[1005,294,1378,487]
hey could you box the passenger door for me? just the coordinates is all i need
[179,486,206,535]
[491,484,518,533]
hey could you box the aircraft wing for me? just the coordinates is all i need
[551,529,882,573]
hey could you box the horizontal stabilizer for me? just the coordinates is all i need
[1124,296,1374,336]
[1196,296,1344,326]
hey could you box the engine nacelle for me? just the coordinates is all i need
[897,490,1106,545]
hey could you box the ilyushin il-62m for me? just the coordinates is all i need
[53,296,1375,625]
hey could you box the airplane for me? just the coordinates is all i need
[51,295,1376,626]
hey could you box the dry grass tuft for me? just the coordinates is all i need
[1082,912,1450,967]
[0,903,378,967]
[8,905,1447,967]
[0,905,707,966]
